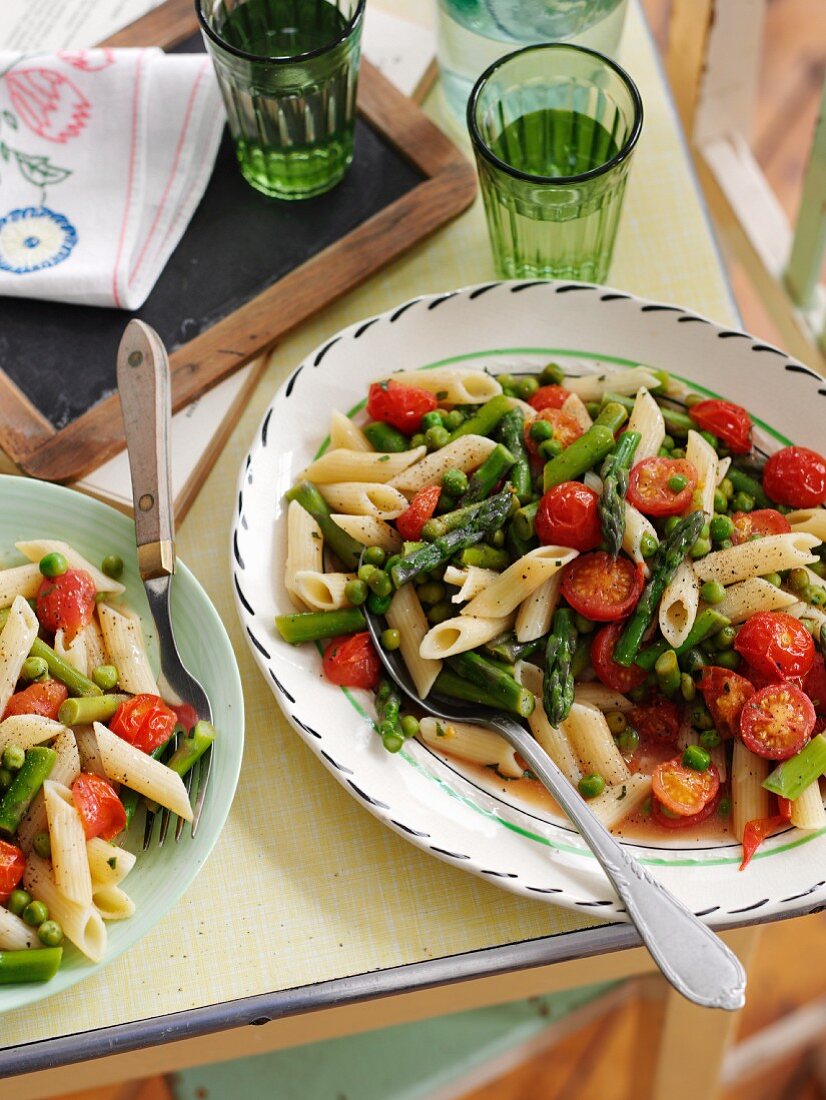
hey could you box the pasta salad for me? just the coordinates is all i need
[275,363,826,871]
[0,540,215,984]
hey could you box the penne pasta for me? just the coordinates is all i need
[711,577,798,623]
[420,614,514,660]
[74,725,106,778]
[564,703,630,786]
[790,781,826,830]
[693,532,820,586]
[329,514,402,553]
[715,456,731,485]
[0,714,64,754]
[0,563,42,609]
[15,540,125,595]
[94,723,193,821]
[731,740,770,842]
[97,603,159,695]
[284,499,324,610]
[659,560,700,648]
[24,853,106,963]
[562,366,660,400]
[86,838,136,887]
[388,368,502,405]
[443,565,500,604]
[786,508,826,543]
[54,626,88,676]
[0,596,40,719]
[709,743,727,784]
[460,547,577,619]
[626,388,665,461]
[300,446,426,484]
[44,781,93,907]
[623,502,657,576]
[389,436,497,495]
[17,727,81,853]
[588,775,652,830]
[573,684,634,712]
[292,571,356,611]
[93,885,136,921]
[81,617,107,675]
[515,572,563,643]
[386,585,441,698]
[418,716,522,777]
[517,662,581,784]
[560,392,592,431]
[318,482,408,519]
[329,409,372,452]
[684,429,718,518]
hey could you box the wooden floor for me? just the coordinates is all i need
[50,4,826,1100]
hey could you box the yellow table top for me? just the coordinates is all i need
[0,0,737,1053]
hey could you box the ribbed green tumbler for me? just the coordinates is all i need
[197,0,365,200]
[468,44,643,282]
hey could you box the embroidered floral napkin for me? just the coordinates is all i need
[0,48,223,309]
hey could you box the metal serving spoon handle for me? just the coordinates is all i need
[486,712,746,1011]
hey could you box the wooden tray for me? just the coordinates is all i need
[0,0,476,483]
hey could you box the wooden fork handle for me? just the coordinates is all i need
[116,320,175,580]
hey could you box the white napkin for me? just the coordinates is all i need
[0,48,223,309]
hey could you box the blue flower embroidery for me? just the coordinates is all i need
[0,207,77,274]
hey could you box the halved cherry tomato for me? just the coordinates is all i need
[535,482,601,551]
[171,702,198,732]
[562,551,644,622]
[322,632,381,690]
[763,446,826,508]
[590,622,647,693]
[734,611,815,681]
[740,682,815,760]
[366,380,437,435]
[395,485,441,541]
[0,840,25,903]
[626,457,698,516]
[731,508,791,545]
[36,569,96,642]
[628,697,681,743]
[697,667,754,739]
[3,680,67,721]
[524,408,583,456]
[740,815,785,870]
[689,399,752,454]
[803,652,826,714]
[778,796,793,821]
[652,787,721,830]
[652,758,720,817]
[110,694,178,754]
[71,773,127,841]
[528,385,570,411]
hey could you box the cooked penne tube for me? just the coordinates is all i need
[81,617,107,674]
[659,560,699,648]
[0,906,37,950]
[573,684,635,712]
[74,725,106,778]
[389,436,497,495]
[515,572,563,643]
[97,603,158,695]
[44,781,93,907]
[562,367,660,400]
[292,571,356,611]
[0,714,63,753]
[732,740,770,842]
[15,540,125,595]
[784,602,826,634]
[564,703,630,786]
[443,565,500,604]
[93,885,136,921]
[627,388,665,461]
[460,547,577,619]
[386,585,440,698]
[715,456,731,485]
[560,392,592,431]
[86,838,136,887]
[0,596,40,718]
[24,853,106,963]
[94,723,193,821]
[300,446,425,484]
[623,502,657,575]
[330,514,402,553]
[588,775,652,830]
[318,483,408,519]
[17,727,81,852]
[419,614,514,660]
[709,744,727,783]
[503,396,537,420]
[711,577,797,622]
[284,500,323,610]
[329,409,372,452]
[54,627,88,676]
[517,662,581,784]
[0,563,42,609]
[693,533,819,586]
[790,781,826,830]
[388,368,501,405]
[418,716,521,777]
[684,430,717,518]
[786,508,826,542]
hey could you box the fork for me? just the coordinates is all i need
[116,319,213,847]
[362,596,746,1010]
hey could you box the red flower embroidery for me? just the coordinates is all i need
[5,69,90,143]
[57,49,115,72]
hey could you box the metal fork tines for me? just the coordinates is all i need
[142,732,210,849]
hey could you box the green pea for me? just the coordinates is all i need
[807,586,826,607]
[0,768,11,792]
[670,447,686,460]
[667,473,688,493]
[606,710,627,735]
[441,468,468,497]
[382,733,404,754]
[683,744,711,771]
[641,797,653,816]
[712,489,727,514]
[540,362,564,385]
[7,889,30,917]
[690,700,714,730]
[358,563,377,584]
[427,600,453,625]
[539,439,563,460]
[421,410,445,431]
[717,796,732,817]
[732,491,754,512]
[444,410,464,431]
[101,554,124,580]
[345,579,368,606]
[699,729,721,749]
[658,446,671,458]
[436,492,457,514]
[700,580,725,605]
[92,664,119,691]
[680,673,696,701]
[719,538,733,550]
[32,832,51,859]
[529,419,554,443]
[788,567,809,593]
[698,430,718,450]
[400,715,419,739]
[1,745,25,772]
[713,625,737,651]
[640,532,659,559]
[689,489,705,513]
[410,433,426,449]
[368,570,392,597]
[810,560,826,579]
[37,920,64,947]
[381,628,401,651]
[489,528,506,548]
[628,685,648,704]
[709,514,734,543]
[573,613,595,634]
[361,546,385,568]
[762,572,782,588]
[578,774,606,799]
[662,435,675,451]
[700,522,711,541]
[425,425,450,451]
[417,581,445,606]
[515,376,539,400]
[716,649,741,670]
[20,656,48,683]
[22,900,48,927]
[616,727,640,757]
[663,516,680,537]
[496,373,516,390]
[367,592,392,615]
[690,537,712,559]
[39,552,68,578]
[719,477,734,500]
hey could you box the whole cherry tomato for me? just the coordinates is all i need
[535,482,601,551]
[689,399,753,454]
[366,380,437,435]
[562,552,644,622]
[739,682,815,760]
[322,632,381,690]
[734,612,815,681]
[763,446,826,508]
[652,758,720,817]
[110,694,178,754]
[528,385,570,411]
[627,457,698,516]
[524,408,583,456]
[730,509,791,545]
[36,569,96,641]
[0,840,25,904]
[3,680,67,721]
[590,622,647,693]
[395,485,441,541]
[803,652,826,714]
[71,773,127,841]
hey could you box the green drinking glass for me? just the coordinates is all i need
[197,0,365,200]
[467,43,643,282]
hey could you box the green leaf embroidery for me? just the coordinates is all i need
[14,151,72,187]
[2,111,17,129]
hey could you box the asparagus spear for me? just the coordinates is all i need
[24,635,101,698]
[512,500,539,542]
[484,633,545,664]
[497,409,532,504]
[390,491,512,588]
[0,948,63,984]
[593,401,628,434]
[58,694,128,726]
[0,746,56,836]
[727,465,771,508]
[543,425,616,492]
[423,495,502,541]
[447,395,512,442]
[613,510,707,667]
[459,444,515,506]
[275,607,366,644]
[285,481,363,569]
[435,669,535,718]
[363,421,408,452]
[599,430,641,557]
[543,608,577,726]
[763,734,826,801]
[457,545,510,570]
[166,720,215,778]
[447,652,535,717]
[635,609,731,671]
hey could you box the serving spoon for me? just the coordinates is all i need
[362,595,746,1009]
